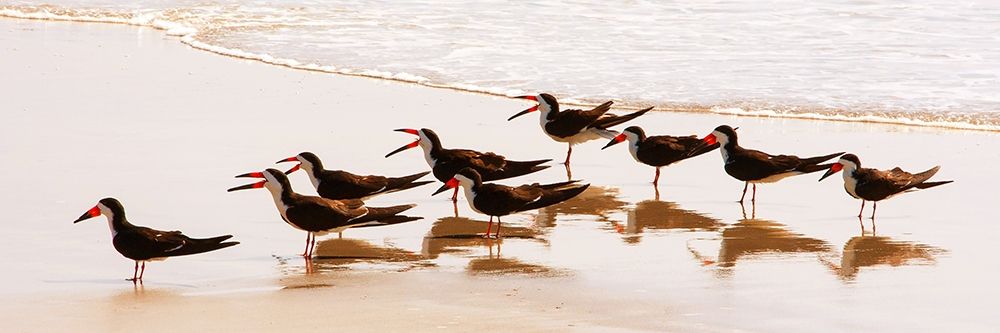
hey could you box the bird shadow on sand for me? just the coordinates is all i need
[618,199,724,244]
[422,216,567,277]
[533,185,628,231]
[685,204,834,279]
[819,218,947,282]
[273,237,433,276]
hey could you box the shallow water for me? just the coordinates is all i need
[2,19,998,331]
[3,0,1000,131]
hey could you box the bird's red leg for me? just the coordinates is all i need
[858,201,865,218]
[739,182,748,203]
[309,232,318,257]
[751,184,757,203]
[653,168,660,186]
[484,216,494,238]
[495,217,503,239]
[871,202,877,220]
[564,145,572,165]
[302,233,311,257]
[451,187,459,202]
[130,261,138,282]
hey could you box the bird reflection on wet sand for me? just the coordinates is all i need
[822,232,945,281]
[534,186,628,229]
[622,200,723,243]
[277,238,429,275]
[465,256,565,277]
[687,208,833,277]
[716,218,831,268]
[422,216,546,259]
[422,216,562,276]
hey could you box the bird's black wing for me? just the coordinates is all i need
[544,102,613,137]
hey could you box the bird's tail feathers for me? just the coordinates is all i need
[522,184,590,211]
[593,106,652,129]
[800,152,845,166]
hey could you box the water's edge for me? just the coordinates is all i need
[3,6,998,133]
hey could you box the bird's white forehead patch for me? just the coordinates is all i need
[262,172,284,193]
[97,202,117,237]
[537,96,552,113]
[263,171,278,183]
[839,159,858,170]
[623,131,640,142]
[97,202,113,217]
[417,131,433,150]
[712,130,729,145]
[455,174,475,186]
[297,156,312,167]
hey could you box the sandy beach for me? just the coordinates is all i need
[2,18,998,332]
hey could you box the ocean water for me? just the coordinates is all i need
[3,0,1000,131]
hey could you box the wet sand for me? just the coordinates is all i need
[2,18,998,332]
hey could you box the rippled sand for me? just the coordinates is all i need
[1,19,996,332]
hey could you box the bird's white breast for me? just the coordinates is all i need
[720,146,732,164]
[306,172,321,190]
[265,188,300,230]
[420,145,437,167]
[462,187,484,215]
[751,171,803,184]
[105,216,117,238]
[552,127,613,144]
[843,172,860,199]
[628,141,642,163]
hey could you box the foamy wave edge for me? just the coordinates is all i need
[0,7,530,96]
[3,7,998,133]
[709,107,1000,132]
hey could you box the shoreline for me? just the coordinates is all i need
[3,17,997,332]
[2,10,999,133]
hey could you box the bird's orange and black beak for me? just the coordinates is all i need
[227,180,266,192]
[275,156,301,174]
[235,171,265,178]
[73,205,101,223]
[432,178,460,196]
[385,128,421,158]
[688,132,717,155]
[508,95,539,121]
[818,163,844,182]
[602,133,627,150]
[701,133,718,146]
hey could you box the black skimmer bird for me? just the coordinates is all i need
[73,198,239,282]
[432,167,589,238]
[385,128,551,200]
[508,93,652,165]
[228,169,422,257]
[697,125,843,203]
[602,125,719,187]
[818,153,952,219]
[240,151,433,200]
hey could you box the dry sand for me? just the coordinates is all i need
[1,18,998,332]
